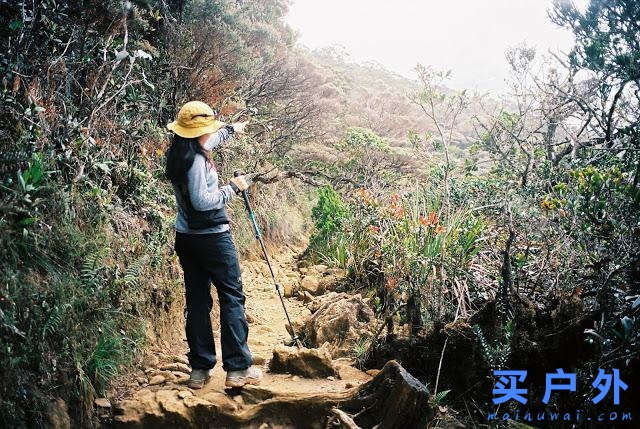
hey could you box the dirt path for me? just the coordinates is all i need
[100,244,373,428]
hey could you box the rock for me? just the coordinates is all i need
[252,355,266,365]
[162,371,177,382]
[245,311,255,323]
[144,367,155,374]
[155,390,188,420]
[318,273,346,292]
[142,354,159,369]
[292,375,300,381]
[326,267,347,276]
[232,395,244,405]
[327,376,335,381]
[282,282,295,298]
[113,390,160,424]
[148,375,166,385]
[202,392,238,413]
[299,267,308,274]
[300,276,323,295]
[136,376,147,385]
[300,292,375,357]
[160,362,191,374]
[366,369,380,377]
[172,371,190,383]
[312,264,328,274]
[173,355,189,365]
[46,398,71,429]
[94,398,111,408]
[269,344,339,378]
[177,390,193,399]
[157,352,173,364]
[345,382,355,388]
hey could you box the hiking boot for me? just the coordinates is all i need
[188,369,212,389]
[225,366,263,388]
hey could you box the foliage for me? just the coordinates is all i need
[308,186,351,265]
[551,0,640,84]
[473,322,514,371]
[309,183,485,335]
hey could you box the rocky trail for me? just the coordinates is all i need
[97,245,432,429]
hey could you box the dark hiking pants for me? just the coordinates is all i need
[175,230,252,371]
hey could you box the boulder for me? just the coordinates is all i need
[299,276,323,295]
[268,344,339,378]
[300,292,375,357]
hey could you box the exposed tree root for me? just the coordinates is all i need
[330,360,433,429]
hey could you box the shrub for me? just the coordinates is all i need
[308,186,351,264]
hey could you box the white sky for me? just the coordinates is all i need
[286,0,587,92]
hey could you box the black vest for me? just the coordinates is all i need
[177,183,229,230]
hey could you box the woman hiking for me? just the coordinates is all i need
[165,100,262,389]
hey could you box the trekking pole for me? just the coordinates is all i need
[234,171,302,348]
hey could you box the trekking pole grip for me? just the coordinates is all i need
[233,170,252,211]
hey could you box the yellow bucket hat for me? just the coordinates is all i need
[166,101,225,138]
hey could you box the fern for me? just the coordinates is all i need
[42,303,71,340]
[431,389,451,406]
[122,255,148,289]
[80,250,105,290]
[473,323,513,370]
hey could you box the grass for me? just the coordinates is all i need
[88,321,145,394]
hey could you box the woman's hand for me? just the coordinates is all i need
[229,175,250,193]
[232,121,248,135]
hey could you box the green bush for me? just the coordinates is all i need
[308,186,351,264]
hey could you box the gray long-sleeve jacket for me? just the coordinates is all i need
[174,128,235,234]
